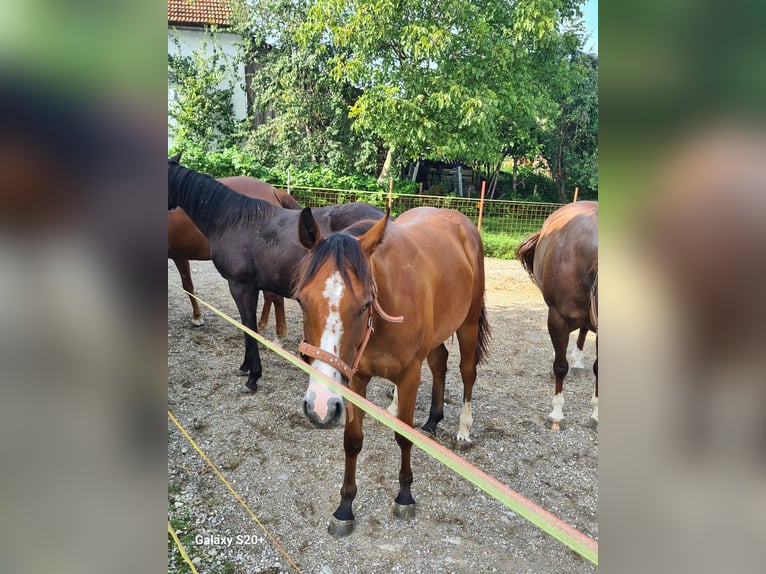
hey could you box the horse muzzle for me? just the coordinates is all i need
[303,383,345,429]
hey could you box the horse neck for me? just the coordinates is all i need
[169,165,271,237]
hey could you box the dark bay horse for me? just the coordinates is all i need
[169,175,301,341]
[516,201,598,430]
[295,207,490,535]
[168,159,385,391]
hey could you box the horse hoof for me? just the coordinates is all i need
[545,417,564,431]
[391,502,416,520]
[327,516,355,537]
[191,317,204,327]
[238,384,256,394]
[245,380,259,392]
[237,368,249,377]
[455,434,472,443]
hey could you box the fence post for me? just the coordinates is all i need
[573,186,579,203]
[477,180,487,233]
[389,177,393,212]
[287,168,291,195]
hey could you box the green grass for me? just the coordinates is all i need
[481,232,527,260]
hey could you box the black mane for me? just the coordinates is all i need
[296,233,374,298]
[167,162,276,233]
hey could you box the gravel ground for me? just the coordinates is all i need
[168,258,598,573]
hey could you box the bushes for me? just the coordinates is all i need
[169,145,418,194]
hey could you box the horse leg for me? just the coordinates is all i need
[392,365,421,519]
[228,281,263,391]
[173,258,203,326]
[421,343,448,434]
[329,375,370,537]
[590,336,599,429]
[386,385,399,416]
[272,294,288,344]
[546,308,570,431]
[571,326,588,369]
[257,294,272,333]
[455,323,481,442]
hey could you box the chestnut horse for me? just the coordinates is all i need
[169,175,301,341]
[516,201,598,430]
[168,159,385,391]
[295,207,490,535]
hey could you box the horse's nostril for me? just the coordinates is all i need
[330,398,344,423]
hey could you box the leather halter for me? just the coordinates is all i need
[298,280,403,382]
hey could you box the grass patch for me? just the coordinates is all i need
[168,506,199,574]
[481,232,527,260]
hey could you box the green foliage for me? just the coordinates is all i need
[541,50,599,200]
[228,0,381,175]
[497,164,560,203]
[481,232,528,260]
[167,145,418,194]
[168,32,242,151]
[300,0,585,168]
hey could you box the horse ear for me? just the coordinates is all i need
[358,210,389,256]
[169,151,183,164]
[299,207,324,250]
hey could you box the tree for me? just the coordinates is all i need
[542,49,598,202]
[300,0,584,181]
[167,33,240,151]
[228,0,381,174]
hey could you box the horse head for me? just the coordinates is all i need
[295,208,388,428]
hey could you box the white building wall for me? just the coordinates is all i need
[168,27,247,149]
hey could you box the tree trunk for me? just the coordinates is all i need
[305,124,317,163]
[488,160,502,199]
[377,147,394,186]
[512,156,518,194]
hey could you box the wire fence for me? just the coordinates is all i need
[287,185,564,237]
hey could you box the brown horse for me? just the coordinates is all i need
[295,207,490,535]
[516,201,598,430]
[168,175,301,341]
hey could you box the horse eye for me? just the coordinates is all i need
[360,302,371,315]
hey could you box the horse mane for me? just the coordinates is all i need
[295,233,374,298]
[168,162,276,231]
[515,231,540,284]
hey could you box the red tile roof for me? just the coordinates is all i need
[168,0,231,28]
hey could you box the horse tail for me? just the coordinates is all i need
[475,302,492,365]
[515,231,540,283]
[588,264,598,331]
[275,189,302,210]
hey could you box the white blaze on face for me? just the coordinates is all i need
[304,271,345,421]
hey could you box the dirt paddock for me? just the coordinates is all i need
[168,258,598,573]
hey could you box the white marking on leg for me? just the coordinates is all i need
[590,391,599,423]
[549,392,565,422]
[456,400,473,442]
[387,386,399,416]
[570,343,585,369]
[304,272,345,420]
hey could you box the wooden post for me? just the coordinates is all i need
[287,168,291,195]
[573,186,579,203]
[477,180,487,233]
[388,177,393,212]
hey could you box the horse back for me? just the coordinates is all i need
[534,202,598,322]
[372,207,485,348]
